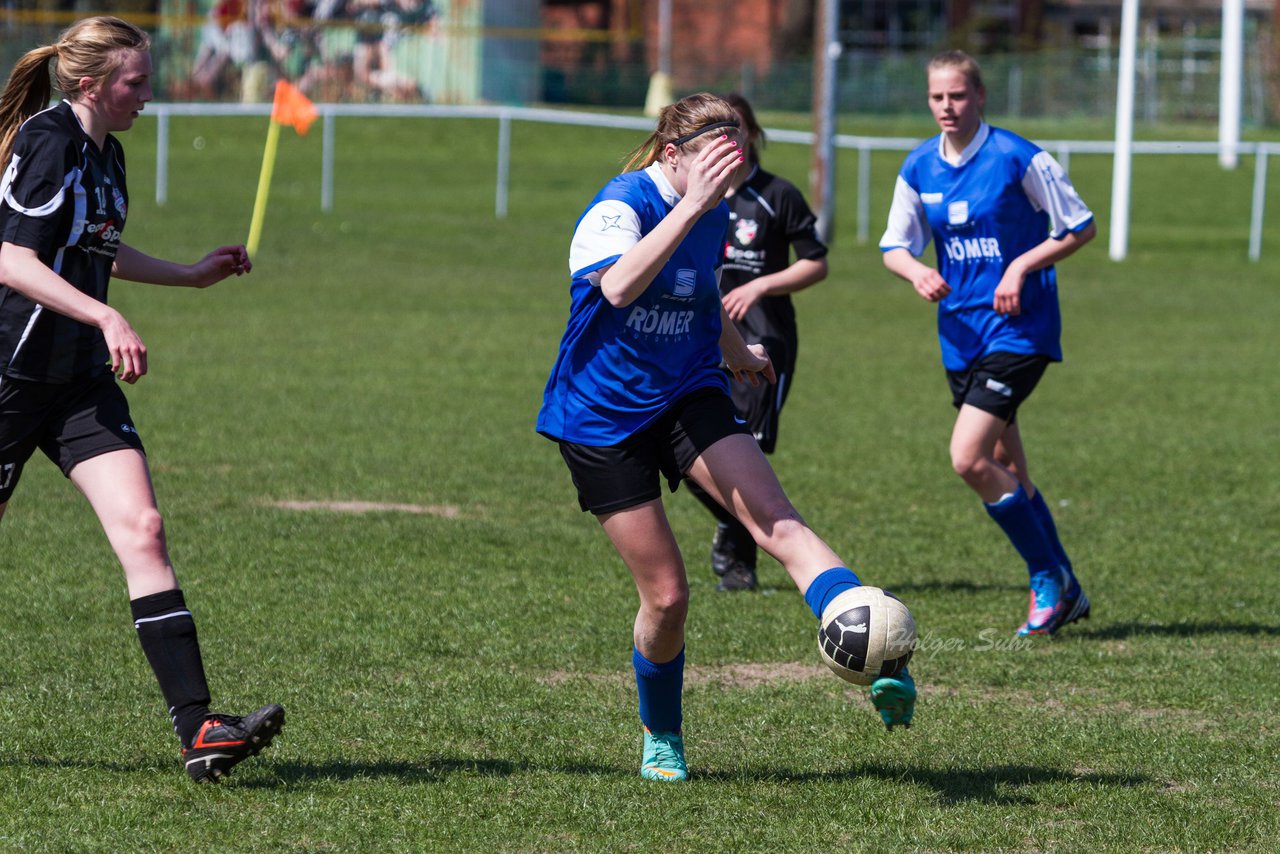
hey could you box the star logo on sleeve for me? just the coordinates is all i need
[599,214,622,231]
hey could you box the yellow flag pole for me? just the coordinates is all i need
[247,119,281,258]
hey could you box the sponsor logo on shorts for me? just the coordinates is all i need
[985,378,1013,397]
[120,423,137,434]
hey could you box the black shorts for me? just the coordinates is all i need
[728,332,794,455]
[0,373,145,503]
[946,352,1050,423]
[555,386,751,515]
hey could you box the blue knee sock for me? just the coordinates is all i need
[985,484,1058,579]
[633,648,684,734]
[803,567,862,619]
[1029,487,1074,577]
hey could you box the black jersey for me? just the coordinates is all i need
[720,165,827,342]
[0,101,127,383]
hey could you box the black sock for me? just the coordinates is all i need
[131,589,212,747]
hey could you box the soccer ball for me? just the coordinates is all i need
[818,586,915,686]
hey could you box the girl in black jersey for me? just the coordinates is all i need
[692,94,830,592]
[0,17,282,782]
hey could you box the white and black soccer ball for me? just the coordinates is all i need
[818,586,915,686]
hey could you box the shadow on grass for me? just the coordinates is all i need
[5,754,1148,802]
[694,762,1149,805]
[0,754,550,785]
[238,756,537,786]
[1075,621,1280,639]
[887,579,1025,595]
[257,758,1148,805]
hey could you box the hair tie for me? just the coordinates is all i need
[670,120,739,147]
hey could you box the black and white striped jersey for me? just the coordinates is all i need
[0,100,127,383]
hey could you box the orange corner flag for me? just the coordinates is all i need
[249,80,317,255]
[271,80,317,136]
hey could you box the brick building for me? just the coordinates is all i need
[541,0,1278,88]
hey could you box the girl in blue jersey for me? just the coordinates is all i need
[540,93,915,782]
[880,51,1096,636]
[0,17,282,782]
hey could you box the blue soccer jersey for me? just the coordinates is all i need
[537,164,731,445]
[880,123,1093,371]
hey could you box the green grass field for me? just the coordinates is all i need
[1,112,1278,851]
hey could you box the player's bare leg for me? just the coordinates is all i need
[950,404,1020,503]
[70,449,284,782]
[70,449,177,597]
[686,433,841,597]
[599,499,689,664]
[599,500,690,781]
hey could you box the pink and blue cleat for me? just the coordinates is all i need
[1018,568,1091,636]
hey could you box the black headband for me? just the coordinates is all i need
[670,120,740,147]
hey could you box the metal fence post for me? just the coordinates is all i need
[857,141,871,244]
[1249,145,1268,262]
[321,110,335,212]
[155,107,169,206]
[496,111,511,219]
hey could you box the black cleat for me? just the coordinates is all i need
[183,704,285,783]
[712,523,758,591]
[716,561,758,592]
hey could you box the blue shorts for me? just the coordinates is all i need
[555,387,751,515]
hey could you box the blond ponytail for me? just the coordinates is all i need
[0,17,150,166]
[0,45,58,167]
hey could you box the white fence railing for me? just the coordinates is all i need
[147,103,1277,262]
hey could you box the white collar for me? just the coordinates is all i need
[644,162,682,206]
[937,122,989,167]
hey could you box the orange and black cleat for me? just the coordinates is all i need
[183,704,285,783]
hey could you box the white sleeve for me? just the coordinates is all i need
[878,175,931,257]
[1022,151,1094,238]
[568,199,643,285]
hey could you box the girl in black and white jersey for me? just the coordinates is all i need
[0,16,282,783]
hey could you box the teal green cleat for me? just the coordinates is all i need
[870,669,916,731]
[641,727,688,782]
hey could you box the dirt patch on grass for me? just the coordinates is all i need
[270,500,461,517]
[685,661,826,688]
